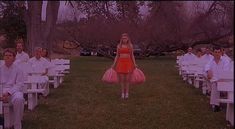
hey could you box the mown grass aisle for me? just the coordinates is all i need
[23,56,231,129]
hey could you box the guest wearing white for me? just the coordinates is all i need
[0,49,25,129]
[42,48,50,61]
[221,48,232,62]
[182,47,196,61]
[28,47,50,76]
[28,47,51,96]
[194,48,204,60]
[14,39,29,64]
[202,47,213,62]
[204,46,230,112]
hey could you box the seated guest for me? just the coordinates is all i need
[194,48,209,66]
[42,48,50,61]
[204,46,230,112]
[195,48,203,59]
[221,48,232,62]
[202,47,213,62]
[14,38,30,64]
[0,49,25,129]
[28,47,50,76]
[28,47,51,96]
[182,47,196,62]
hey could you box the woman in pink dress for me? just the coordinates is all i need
[112,33,137,99]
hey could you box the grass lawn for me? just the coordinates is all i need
[22,56,232,129]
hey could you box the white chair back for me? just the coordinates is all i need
[218,70,234,80]
[217,82,234,92]
[60,59,70,65]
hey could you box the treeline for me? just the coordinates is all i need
[0,1,234,55]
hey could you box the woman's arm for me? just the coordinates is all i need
[112,45,119,68]
[130,44,137,67]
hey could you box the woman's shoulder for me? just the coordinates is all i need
[129,44,133,48]
[117,44,121,48]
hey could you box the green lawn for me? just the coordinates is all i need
[23,56,232,129]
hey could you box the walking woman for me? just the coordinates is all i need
[112,33,137,99]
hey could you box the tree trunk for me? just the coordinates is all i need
[27,1,43,56]
[43,1,60,56]
[24,1,59,56]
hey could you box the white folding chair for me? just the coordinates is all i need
[216,70,234,126]
[48,66,64,88]
[25,75,49,110]
[217,81,234,126]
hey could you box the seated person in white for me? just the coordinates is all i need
[194,48,208,66]
[195,48,203,59]
[28,47,51,96]
[204,46,230,112]
[0,49,25,129]
[28,47,50,76]
[221,48,232,62]
[41,48,51,61]
[182,47,196,62]
[201,47,214,95]
[201,47,213,62]
[14,39,30,64]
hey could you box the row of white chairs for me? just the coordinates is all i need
[176,56,234,126]
[0,58,71,128]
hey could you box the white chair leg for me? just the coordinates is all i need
[188,78,192,84]
[44,82,50,96]
[59,77,64,84]
[41,83,49,97]
[28,93,38,110]
[194,80,200,88]
[54,77,59,88]
[226,103,234,126]
[202,86,207,95]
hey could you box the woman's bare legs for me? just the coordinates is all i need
[124,73,131,98]
[119,74,125,99]
[119,73,131,99]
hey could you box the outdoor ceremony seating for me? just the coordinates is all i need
[216,70,234,126]
[176,56,234,126]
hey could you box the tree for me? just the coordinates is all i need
[145,1,190,52]
[187,1,233,48]
[0,1,26,48]
[42,1,60,55]
[0,1,61,56]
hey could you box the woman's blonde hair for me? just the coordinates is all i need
[118,33,133,48]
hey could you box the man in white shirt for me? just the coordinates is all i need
[221,48,232,62]
[204,46,230,112]
[28,47,51,96]
[15,39,30,64]
[42,48,50,61]
[0,49,25,129]
[201,47,213,62]
[195,48,203,59]
[200,48,213,95]
[182,47,196,61]
[28,47,50,76]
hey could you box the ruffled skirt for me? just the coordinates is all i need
[115,58,134,74]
